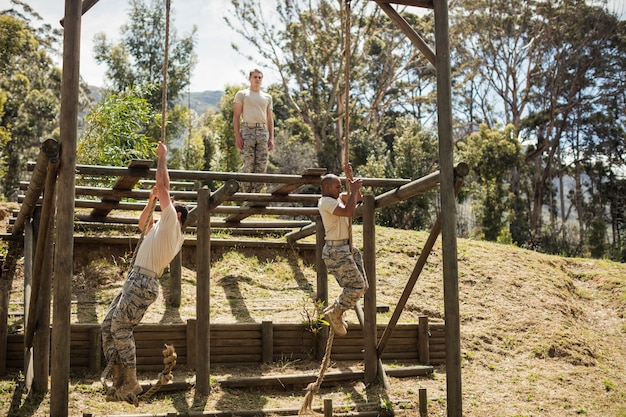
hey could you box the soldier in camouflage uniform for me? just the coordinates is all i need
[101,141,187,402]
[318,164,368,336]
[233,69,274,193]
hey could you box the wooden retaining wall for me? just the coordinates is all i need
[4,321,445,372]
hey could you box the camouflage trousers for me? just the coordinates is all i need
[240,125,269,193]
[322,245,368,310]
[101,270,159,367]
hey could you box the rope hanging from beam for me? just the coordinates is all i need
[100,0,176,404]
[299,1,352,415]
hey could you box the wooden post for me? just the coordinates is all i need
[88,327,101,372]
[51,0,81,414]
[23,219,34,393]
[25,157,59,349]
[33,198,55,394]
[0,242,20,376]
[315,217,328,360]
[323,398,333,417]
[261,320,273,364]
[418,316,430,365]
[419,388,428,417]
[186,319,196,369]
[195,188,211,395]
[362,194,377,384]
[168,252,182,307]
[434,0,462,415]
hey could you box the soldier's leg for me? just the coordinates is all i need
[240,126,257,192]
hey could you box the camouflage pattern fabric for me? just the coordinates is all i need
[322,245,368,310]
[240,125,269,193]
[101,271,159,367]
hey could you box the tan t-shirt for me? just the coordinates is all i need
[234,89,273,124]
[134,203,184,276]
[318,196,350,241]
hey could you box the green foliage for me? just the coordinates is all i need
[299,296,327,335]
[93,0,197,145]
[214,85,243,173]
[588,216,607,259]
[0,11,62,199]
[459,124,522,241]
[366,116,439,230]
[77,87,155,166]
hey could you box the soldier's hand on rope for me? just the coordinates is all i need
[343,162,354,181]
[348,177,363,198]
[156,140,167,160]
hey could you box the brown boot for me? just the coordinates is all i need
[112,364,124,390]
[113,366,143,402]
[324,304,347,336]
[105,363,125,399]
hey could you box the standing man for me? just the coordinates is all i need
[318,163,368,336]
[233,68,274,193]
[101,141,188,402]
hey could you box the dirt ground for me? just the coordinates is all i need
[1,202,626,416]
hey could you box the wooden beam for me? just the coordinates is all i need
[224,168,326,223]
[373,0,434,8]
[375,1,436,66]
[183,179,239,230]
[12,139,59,236]
[89,159,152,218]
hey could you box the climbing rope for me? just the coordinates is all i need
[298,330,336,416]
[139,344,177,401]
[101,0,174,401]
[299,2,353,415]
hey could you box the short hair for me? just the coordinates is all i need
[174,203,188,225]
[320,174,340,189]
[249,69,263,77]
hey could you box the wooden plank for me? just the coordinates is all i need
[374,0,434,9]
[89,159,152,218]
[224,168,326,223]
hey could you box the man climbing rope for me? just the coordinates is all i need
[100,141,188,402]
[318,163,367,336]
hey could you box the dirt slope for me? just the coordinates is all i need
[1,217,625,416]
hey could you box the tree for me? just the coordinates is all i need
[93,0,197,144]
[226,0,433,173]
[0,8,63,200]
[77,86,155,167]
[458,124,522,241]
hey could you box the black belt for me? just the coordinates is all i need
[325,239,349,246]
[241,122,266,127]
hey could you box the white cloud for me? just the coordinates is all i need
[22,0,279,92]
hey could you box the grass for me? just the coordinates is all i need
[1,213,626,416]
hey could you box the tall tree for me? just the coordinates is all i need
[453,0,623,250]
[92,0,197,144]
[226,0,433,173]
[0,7,62,199]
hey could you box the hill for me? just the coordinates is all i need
[1,214,625,416]
[86,86,223,115]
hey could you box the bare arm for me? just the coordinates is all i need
[267,105,275,151]
[138,186,157,233]
[155,141,171,210]
[333,178,362,217]
[233,101,243,150]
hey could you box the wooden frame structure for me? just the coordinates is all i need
[0,0,462,415]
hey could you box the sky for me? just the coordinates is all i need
[17,0,280,92]
[12,0,626,92]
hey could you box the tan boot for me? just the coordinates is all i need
[105,363,125,399]
[324,304,347,336]
[112,364,124,390]
[113,366,143,402]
